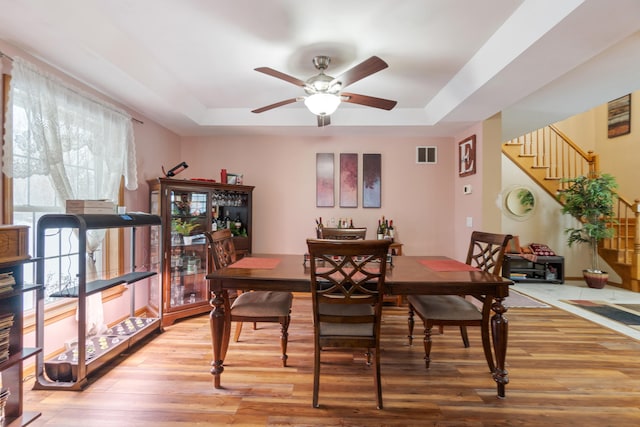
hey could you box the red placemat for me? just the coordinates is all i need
[230,257,281,269]
[419,259,479,272]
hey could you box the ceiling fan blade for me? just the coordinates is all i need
[331,56,389,88]
[317,115,331,127]
[251,98,299,113]
[254,67,306,87]
[341,92,397,110]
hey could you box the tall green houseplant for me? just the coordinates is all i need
[557,173,618,286]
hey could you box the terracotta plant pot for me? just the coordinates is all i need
[583,270,608,289]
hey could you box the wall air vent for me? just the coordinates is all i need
[416,146,437,164]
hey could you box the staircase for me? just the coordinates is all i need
[502,125,640,292]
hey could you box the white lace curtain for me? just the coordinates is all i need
[2,56,138,192]
[2,57,139,335]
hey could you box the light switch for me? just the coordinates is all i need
[463,184,472,194]
[466,217,473,227]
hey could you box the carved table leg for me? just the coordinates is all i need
[491,296,509,398]
[210,287,228,389]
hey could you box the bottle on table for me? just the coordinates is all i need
[316,217,323,238]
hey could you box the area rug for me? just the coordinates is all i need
[562,300,640,331]
[504,290,550,308]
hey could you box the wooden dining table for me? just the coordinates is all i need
[206,254,513,398]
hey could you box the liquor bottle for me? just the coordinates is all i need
[377,220,384,240]
[388,220,395,240]
[211,204,218,231]
[349,218,354,228]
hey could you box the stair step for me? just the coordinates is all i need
[503,129,638,293]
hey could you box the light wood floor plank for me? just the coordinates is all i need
[23,294,640,426]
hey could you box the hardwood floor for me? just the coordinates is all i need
[24,294,640,426]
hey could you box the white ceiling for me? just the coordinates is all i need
[1,0,640,139]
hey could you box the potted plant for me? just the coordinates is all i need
[557,173,618,288]
[171,218,199,245]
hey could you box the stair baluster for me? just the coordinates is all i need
[503,125,639,292]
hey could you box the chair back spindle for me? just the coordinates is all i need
[466,231,512,274]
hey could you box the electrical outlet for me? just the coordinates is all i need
[466,217,473,227]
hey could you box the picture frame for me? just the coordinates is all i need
[225,173,243,185]
[362,153,381,208]
[607,94,631,138]
[339,153,358,208]
[316,153,335,207]
[458,135,476,177]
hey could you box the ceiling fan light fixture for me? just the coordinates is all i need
[253,55,396,125]
[304,93,341,116]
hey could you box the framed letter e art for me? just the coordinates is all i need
[458,135,476,177]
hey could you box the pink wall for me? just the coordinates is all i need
[179,134,457,257]
[453,123,485,261]
[125,121,182,211]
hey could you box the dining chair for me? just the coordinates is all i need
[205,229,293,366]
[318,227,367,240]
[306,238,391,409]
[317,227,404,306]
[407,231,512,371]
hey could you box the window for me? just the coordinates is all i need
[11,95,104,308]
[2,57,137,312]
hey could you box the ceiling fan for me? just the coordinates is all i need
[251,55,397,127]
